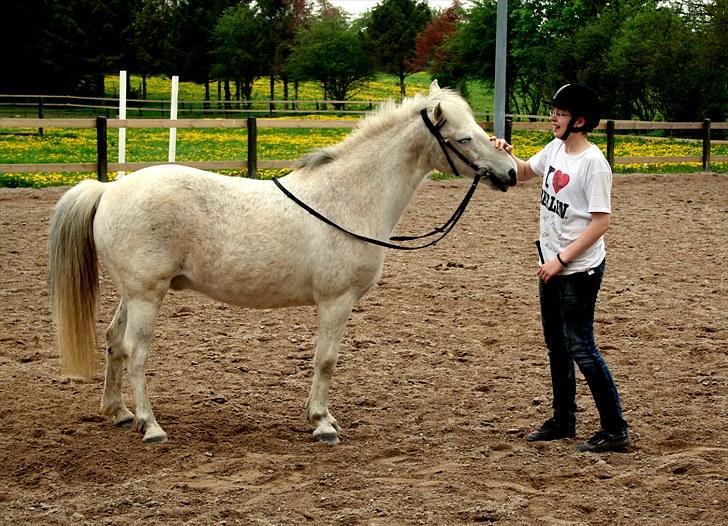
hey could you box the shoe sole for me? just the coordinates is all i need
[527,433,576,442]
[576,441,631,453]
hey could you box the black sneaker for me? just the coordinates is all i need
[576,430,631,453]
[527,418,576,442]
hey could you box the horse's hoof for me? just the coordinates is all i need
[115,417,134,429]
[142,431,168,444]
[314,431,340,445]
[139,421,168,443]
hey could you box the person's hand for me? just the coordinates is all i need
[538,257,564,283]
[489,136,514,154]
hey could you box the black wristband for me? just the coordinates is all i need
[556,253,568,267]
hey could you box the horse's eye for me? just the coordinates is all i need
[457,137,471,144]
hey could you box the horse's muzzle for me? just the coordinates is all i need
[478,167,517,192]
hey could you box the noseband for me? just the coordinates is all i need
[272,108,487,251]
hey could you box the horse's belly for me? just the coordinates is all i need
[176,247,381,310]
[175,267,316,309]
[204,283,314,309]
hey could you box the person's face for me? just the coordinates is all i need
[549,107,585,139]
[550,107,572,139]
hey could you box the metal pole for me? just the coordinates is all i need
[494,0,508,138]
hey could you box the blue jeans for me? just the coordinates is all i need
[539,260,628,434]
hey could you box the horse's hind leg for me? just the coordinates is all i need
[123,294,167,443]
[101,299,135,427]
[307,294,356,445]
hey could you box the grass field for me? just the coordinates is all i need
[108,72,493,112]
[1,73,726,187]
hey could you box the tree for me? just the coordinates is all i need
[68,0,139,96]
[0,0,75,94]
[287,14,375,107]
[696,0,728,120]
[210,3,267,102]
[409,1,462,77]
[365,0,432,97]
[433,1,497,99]
[1,0,137,96]
[606,5,700,120]
[169,0,238,101]
[439,0,672,119]
[130,0,173,98]
[311,0,348,19]
[256,0,312,105]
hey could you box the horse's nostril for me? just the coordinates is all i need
[508,168,517,185]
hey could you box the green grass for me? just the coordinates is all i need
[109,72,495,118]
[1,74,725,187]
[2,124,725,188]
[110,71,491,109]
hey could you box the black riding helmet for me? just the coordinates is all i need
[544,83,602,140]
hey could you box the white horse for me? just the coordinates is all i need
[48,80,517,444]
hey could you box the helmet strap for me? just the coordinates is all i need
[559,116,577,141]
[559,115,587,142]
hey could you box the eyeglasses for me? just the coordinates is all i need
[550,109,572,118]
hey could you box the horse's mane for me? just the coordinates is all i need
[293,87,470,170]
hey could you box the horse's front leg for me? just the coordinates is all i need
[307,294,356,444]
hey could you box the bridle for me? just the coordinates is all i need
[272,108,493,251]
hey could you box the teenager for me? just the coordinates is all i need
[492,84,630,453]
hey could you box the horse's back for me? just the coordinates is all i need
[97,165,265,233]
[95,165,251,258]
[107,164,259,199]
[92,165,375,308]
[94,165,272,288]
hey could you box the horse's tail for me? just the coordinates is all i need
[48,179,107,379]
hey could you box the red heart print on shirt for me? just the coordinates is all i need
[553,170,570,193]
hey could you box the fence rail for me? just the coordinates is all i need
[0,117,726,181]
[0,94,383,119]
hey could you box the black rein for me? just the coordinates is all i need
[272,108,486,251]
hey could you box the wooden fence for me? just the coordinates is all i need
[0,94,381,119]
[0,116,726,181]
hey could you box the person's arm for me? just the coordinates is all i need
[489,137,536,182]
[537,212,610,283]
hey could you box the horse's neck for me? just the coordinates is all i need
[291,119,431,238]
[352,120,429,206]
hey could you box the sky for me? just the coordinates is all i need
[329,0,462,17]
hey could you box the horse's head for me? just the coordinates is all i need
[424,80,517,192]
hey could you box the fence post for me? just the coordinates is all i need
[702,118,711,172]
[606,120,615,169]
[504,116,513,144]
[96,116,108,182]
[38,97,44,137]
[247,117,257,179]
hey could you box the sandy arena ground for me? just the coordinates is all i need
[1,173,726,525]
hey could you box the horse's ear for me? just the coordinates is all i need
[433,102,443,123]
[429,79,441,94]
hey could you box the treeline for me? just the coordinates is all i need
[2,0,726,121]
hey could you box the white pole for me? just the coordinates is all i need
[168,75,179,162]
[494,0,508,138]
[118,70,127,178]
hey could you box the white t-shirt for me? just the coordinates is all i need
[528,139,612,274]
